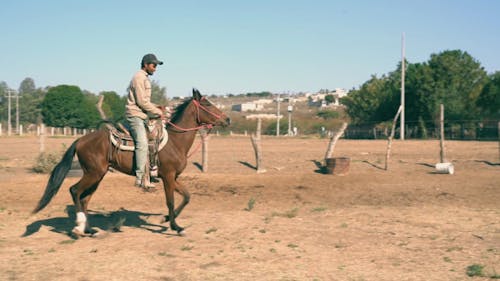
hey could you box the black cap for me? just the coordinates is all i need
[141,53,163,65]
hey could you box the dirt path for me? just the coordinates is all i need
[0,136,499,280]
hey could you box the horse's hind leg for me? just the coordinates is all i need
[69,172,105,236]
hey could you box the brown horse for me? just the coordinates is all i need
[33,89,230,236]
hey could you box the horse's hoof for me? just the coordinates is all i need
[178,230,186,236]
[71,227,91,238]
[91,229,109,239]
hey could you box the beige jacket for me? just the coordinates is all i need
[126,70,163,120]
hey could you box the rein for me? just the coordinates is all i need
[165,97,222,158]
[166,97,223,133]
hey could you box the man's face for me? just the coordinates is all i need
[144,63,157,75]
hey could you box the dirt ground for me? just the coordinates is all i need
[0,135,499,281]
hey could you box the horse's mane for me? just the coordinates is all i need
[169,98,193,124]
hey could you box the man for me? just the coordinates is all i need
[126,53,169,188]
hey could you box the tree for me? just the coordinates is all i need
[477,71,500,119]
[16,78,46,125]
[18,78,36,95]
[341,50,489,132]
[100,91,126,122]
[151,80,168,105]
[405,62,435,136]
[41,85,99,128]
[80,91,101,128]
[0,82,9,123]
[340,74,397,124]
[324,94,335,104]
[20,88,46,125]
[426,50,487,122]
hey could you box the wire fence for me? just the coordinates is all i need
[1,120,499,141]
[343,121,500,141]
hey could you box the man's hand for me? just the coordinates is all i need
[161,106,172,120]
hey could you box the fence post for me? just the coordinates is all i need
[40,124,45,153]
[324,122,348,162]
[440,104,446,163]
[385,106,402,170]
[251,118,266,173]
[200,130,209,173]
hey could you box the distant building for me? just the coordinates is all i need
[254,99,273,105]
[308,88,348,107]
[232,102,264,112]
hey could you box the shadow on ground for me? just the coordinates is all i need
[23,206,167,238]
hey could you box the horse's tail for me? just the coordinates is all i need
[32,140,78,214]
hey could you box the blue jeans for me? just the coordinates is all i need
[127,116,148,180]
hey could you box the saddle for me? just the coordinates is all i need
[108,119,168,175]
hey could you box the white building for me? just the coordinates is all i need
[232,102,264,112]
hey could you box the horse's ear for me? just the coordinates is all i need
[192,88,202,101]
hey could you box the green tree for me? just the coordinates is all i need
[340,74,397,124]
[0,82,9,123]
[20,88,46,125]
[342,50,489,132]
[405,62,435,136]
[151,80,168,105]
[16,78,46,125]
[477,71,500,119]
[100,91,126,122]
[80,91,101,128]
[18,78,36,95]
[324,94,335,104]
[426,50,487,122]
[41,85,98,128]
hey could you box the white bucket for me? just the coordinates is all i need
[435,162,454,174]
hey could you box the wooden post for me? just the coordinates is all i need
[250,118,266,173]
[96,95,107,119]
[498,121,500,163]
[385,106,402,170]
[440,104,445,163]
[324,122,348,162]
[40,124,45,153]
[200,130,209,172]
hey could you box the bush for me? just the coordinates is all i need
[32,146,66,173]
[316,110,340,120]
[466,264,484,277]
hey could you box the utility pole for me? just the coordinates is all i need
[276,93,280,136]
[400,32,405,140]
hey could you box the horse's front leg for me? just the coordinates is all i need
[173,181,191,218]
[164,180,191,221]
[163,172,185,234]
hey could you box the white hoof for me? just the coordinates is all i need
[71,227,90,238]
[178,230,186,236]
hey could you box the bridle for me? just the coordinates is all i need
[167,97,225,132]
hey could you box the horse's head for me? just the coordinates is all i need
[191,88,230,127]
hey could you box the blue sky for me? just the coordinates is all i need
[1,0,499,97]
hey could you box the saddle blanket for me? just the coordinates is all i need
[109,126,169,152]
